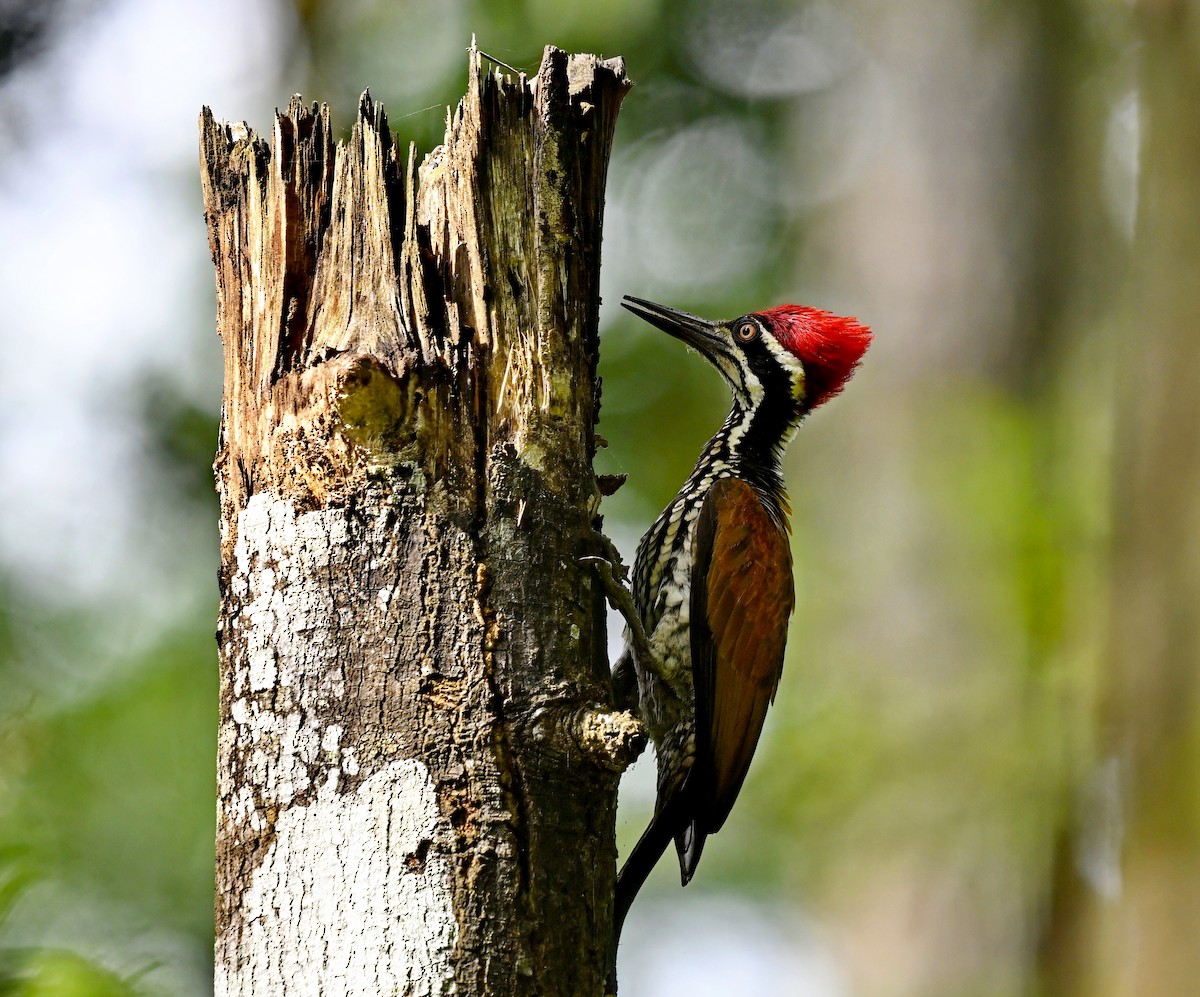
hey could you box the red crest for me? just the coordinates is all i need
[758,305,872,411]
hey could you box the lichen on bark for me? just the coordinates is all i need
[201,44,639,996]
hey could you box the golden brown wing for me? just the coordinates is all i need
[690,477,794,835]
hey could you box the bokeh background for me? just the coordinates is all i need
[2,0,1198,994]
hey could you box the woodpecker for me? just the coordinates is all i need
[608,294,872,951]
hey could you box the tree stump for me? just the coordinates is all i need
[200,45,640,996]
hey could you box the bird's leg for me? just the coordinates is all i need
[587,561,648,711]
[580,533,655,707]
[581,553,652,664]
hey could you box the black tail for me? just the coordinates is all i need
[675,819,708,884]
[608,788,695,994]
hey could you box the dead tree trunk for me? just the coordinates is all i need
[200,46,639,996]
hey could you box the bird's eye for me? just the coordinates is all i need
[735,320,759,343]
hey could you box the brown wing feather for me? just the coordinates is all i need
[691,477,794,833]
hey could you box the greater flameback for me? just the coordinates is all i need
[610,294,872,958]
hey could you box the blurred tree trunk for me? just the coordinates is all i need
[1101,1,1200,990]
[809,2,1127,992]
[1041,2,1200,992]
[199,46,639,996]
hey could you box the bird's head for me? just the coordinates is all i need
[621,296,872,416]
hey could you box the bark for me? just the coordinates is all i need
[200,45,639,997]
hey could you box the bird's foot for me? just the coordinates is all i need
[584,528,629,582]
[580,554,651,661]
[580,529,658,702]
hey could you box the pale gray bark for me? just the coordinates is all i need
[200,46,639,996]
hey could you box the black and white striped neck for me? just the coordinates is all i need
[687,397,798,521]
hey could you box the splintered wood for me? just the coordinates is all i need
[201,45,637,997]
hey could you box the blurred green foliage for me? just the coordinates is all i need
[5,632,216,938]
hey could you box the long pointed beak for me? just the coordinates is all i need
[621,295,728,362]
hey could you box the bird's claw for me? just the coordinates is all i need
[580,554,620,593]
[580,554,653,673]
[584,529,630,581]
